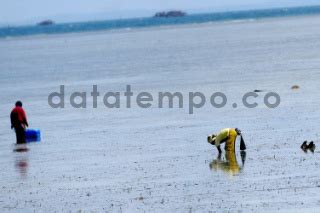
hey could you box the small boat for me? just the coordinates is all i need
[154,11,186,18]
[37,20,55,26]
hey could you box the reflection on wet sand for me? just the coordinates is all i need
[210,151,246,176]
[14,145,29,177]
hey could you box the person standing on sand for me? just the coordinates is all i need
[10,101,28,144]
[207,128,245,153]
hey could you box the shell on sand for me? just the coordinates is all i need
[291,85,300,90]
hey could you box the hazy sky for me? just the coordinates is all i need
[1,0,320,24]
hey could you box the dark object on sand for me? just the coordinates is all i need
[154,11,187,18]
[301,141,316,152]
[307,141,316,152]
[253,89,265,93]
[37,20,55,26]
[301,141,308,150]
[291,85,300,90]
[240,135,246,151]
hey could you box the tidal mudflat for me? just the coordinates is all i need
[1,15,320,212]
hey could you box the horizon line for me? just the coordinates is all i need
[1,4,320,27]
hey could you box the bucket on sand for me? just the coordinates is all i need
[25,129,41,143]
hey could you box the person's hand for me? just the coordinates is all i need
[235,128,241,135]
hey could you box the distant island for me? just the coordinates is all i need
[37,20,55,26]
[154,11,187,18]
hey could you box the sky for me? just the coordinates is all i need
[1,0,320,25]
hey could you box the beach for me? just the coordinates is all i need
[1,15,320,212]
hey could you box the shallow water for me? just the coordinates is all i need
[1,15,320,212]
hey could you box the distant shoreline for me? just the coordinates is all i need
[1,5,320,39]
[1,14,318,42]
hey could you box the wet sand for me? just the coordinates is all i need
[1,15,320,212]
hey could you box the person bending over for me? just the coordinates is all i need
[207,128,243,153]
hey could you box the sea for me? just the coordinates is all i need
[1,5,320,38]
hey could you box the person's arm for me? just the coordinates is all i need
[215,138,222,153]
[215,129,229,152]
[22,109,28,127]
[10,111,14,129]
[216,145,222,154]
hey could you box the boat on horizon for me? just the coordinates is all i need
[154,10,187,18]
[37,20,55,26]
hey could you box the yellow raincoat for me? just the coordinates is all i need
[211,128,238,152]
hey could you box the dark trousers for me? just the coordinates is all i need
[15,126,26,144]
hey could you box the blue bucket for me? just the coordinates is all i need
[25,129,41,143]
